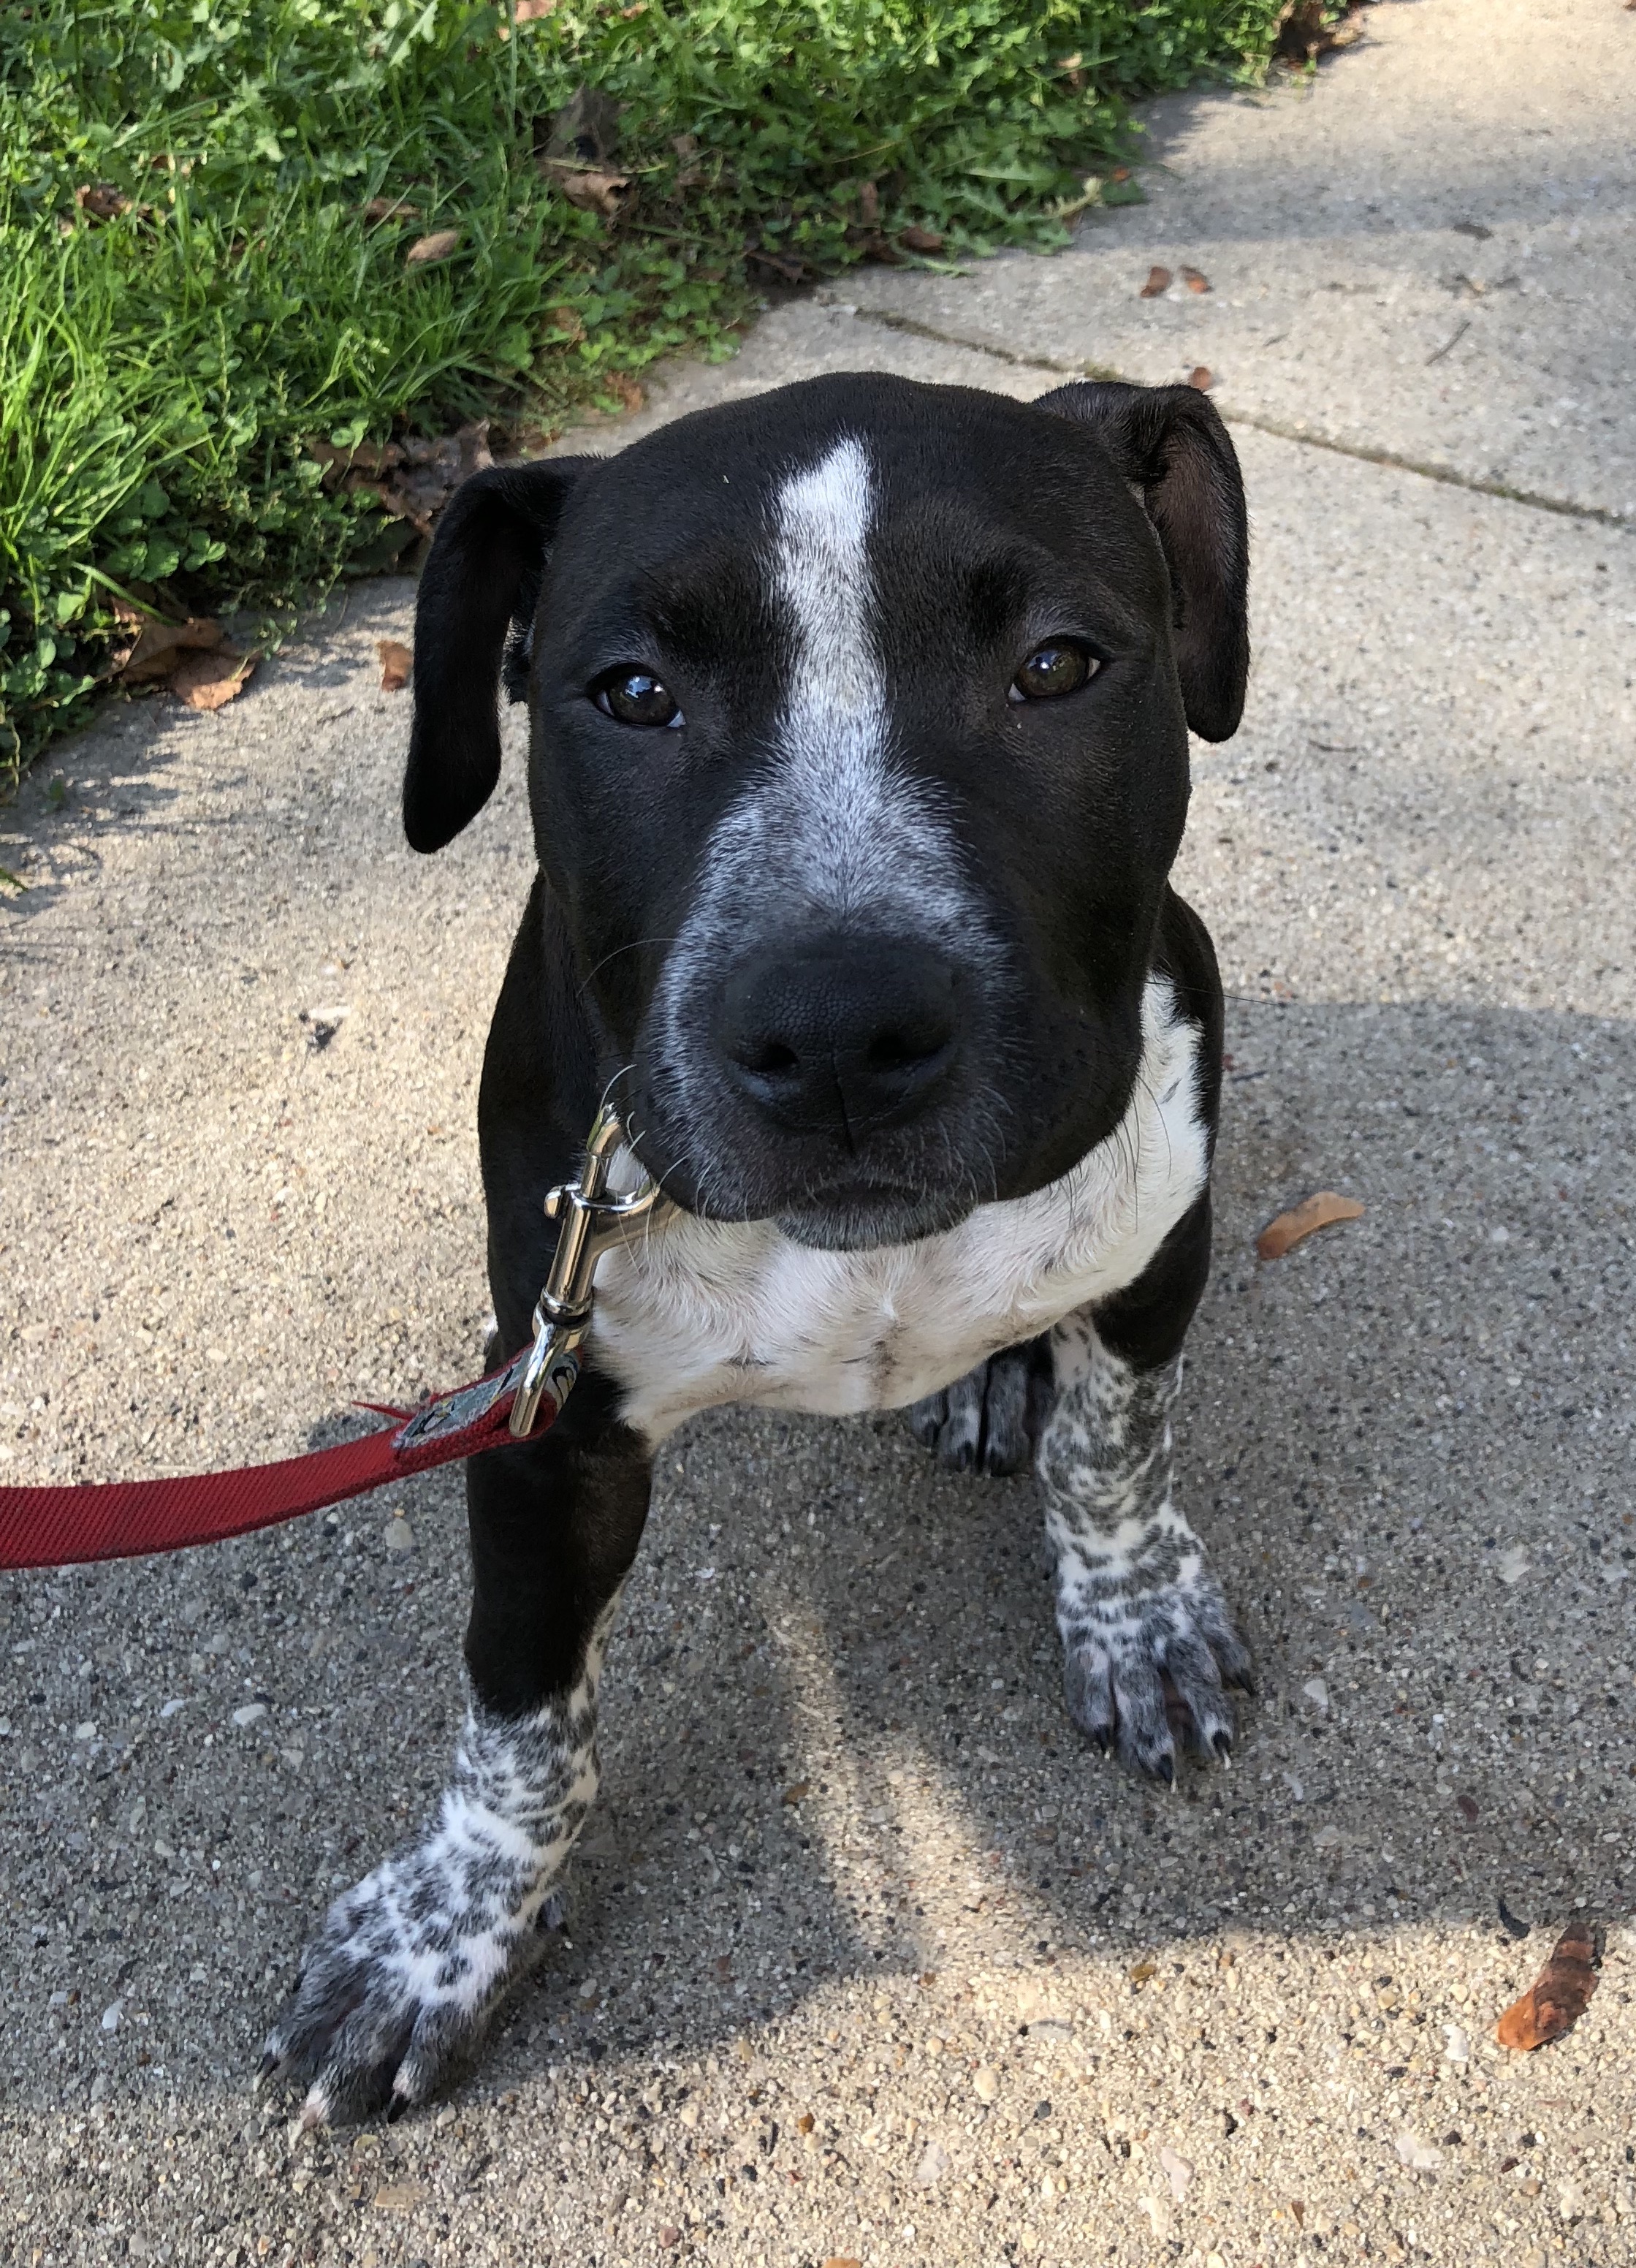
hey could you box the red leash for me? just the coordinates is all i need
[0,1346,577,1573]
[0,1103,661,1576]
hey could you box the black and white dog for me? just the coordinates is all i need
[264,371,1252,2123]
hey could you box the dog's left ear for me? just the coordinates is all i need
[1035,381,1249,742]
[403,458,595,853]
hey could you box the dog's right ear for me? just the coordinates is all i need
[403,459,594,854]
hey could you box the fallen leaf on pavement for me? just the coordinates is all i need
[899,224,945,254]
[406,229,460,268]
[1140,265,1172,297]
[115,615,224,684]
[1179,265,1211,292]
[377,639,413,692]
[1255,1191,1365,1259]
[1495,1922,1599,2050]
[781,1781,810,1805]
[172,650,254,711]
[1187,365,1214,390]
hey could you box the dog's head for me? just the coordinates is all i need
[406,373,1247,1248]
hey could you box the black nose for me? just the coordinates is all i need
[717,941,961,1140]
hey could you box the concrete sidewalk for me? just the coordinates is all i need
[2,3,1634,2264]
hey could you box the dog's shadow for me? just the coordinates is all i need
[465,993,1635,2077]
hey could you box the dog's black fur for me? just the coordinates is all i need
[264,372,1251,2122]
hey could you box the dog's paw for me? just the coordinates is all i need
[908,1340,1048,1476]
[1059,1573,1252,1782]
[261,1827,553,2125]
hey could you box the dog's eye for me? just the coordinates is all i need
[591,668,683,729]
[1008,642,1098,703]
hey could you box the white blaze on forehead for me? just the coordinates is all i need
[759,432,963,923]
[772,435,882,728]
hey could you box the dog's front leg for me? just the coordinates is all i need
[262,1415,650,2124]
[1040,1196,1251,1781]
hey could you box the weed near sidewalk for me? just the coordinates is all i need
[1,0,1293,781]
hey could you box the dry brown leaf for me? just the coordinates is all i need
[372,420,494,534]
[1255,1190,1364,1260]
[1179,265,1211,293]
[899,224,946,254]
[172,649,254,712]
[1140,264,1172,297]
[362,195,420,224]
[1187,365,1214,391]
[747,246,809,284]
[542,164,633,219]
[1277,1,1369,64]
[796,2112,815,2133]
[377,639,413,693]
[116,616,225,685]
[405,229,460,268]
[1495,1924,1599,2051]
[75,183,131,224]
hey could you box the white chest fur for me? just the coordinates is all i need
[590,976,1210,1444]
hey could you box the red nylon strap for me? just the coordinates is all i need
[0,1353,568,1573]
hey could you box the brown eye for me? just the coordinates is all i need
[1010,641,1097,702]
[593,668,683,728]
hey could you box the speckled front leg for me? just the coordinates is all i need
[261,1624,611,2125]
[264,1400,653,2124]
[1040,1313,1251,1780]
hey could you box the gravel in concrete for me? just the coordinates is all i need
[2,3,1634,2262]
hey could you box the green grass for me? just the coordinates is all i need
[1,0,1293,781]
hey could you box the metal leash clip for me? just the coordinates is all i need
[507,1104,665,1438]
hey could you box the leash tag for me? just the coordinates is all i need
[392,1354,530,1451]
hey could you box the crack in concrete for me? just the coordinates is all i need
[848,305,1635,533]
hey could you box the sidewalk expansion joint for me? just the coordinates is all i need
[848,306,1634,534]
